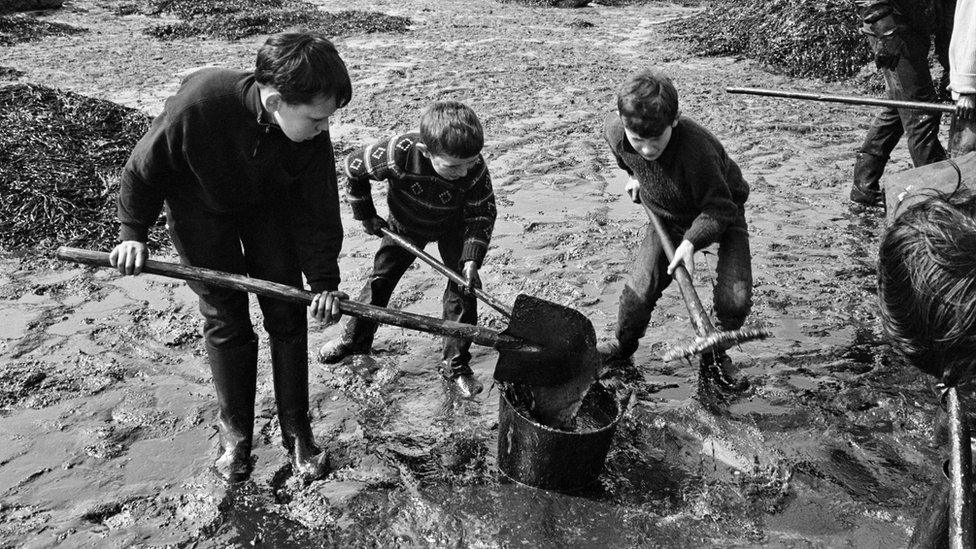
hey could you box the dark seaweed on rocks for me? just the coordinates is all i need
[140,0,410,41]
[0,13,85,45]
[667,0,872,81]
[0,84,154,252]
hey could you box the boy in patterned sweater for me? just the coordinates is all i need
[319,101,496,398]
[601,69,753,392]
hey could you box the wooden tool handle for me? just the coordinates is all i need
[379,228,513,318]
[946,386,974,549]
[644,211,715,337]
[726,87,956,114]
[56,246,529,351]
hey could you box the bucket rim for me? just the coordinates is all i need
[500,382,624,435]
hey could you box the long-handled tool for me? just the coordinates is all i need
[377,229,602,428]
[378,227,512,318]
[644,211,769,362]
[725,87,955,114]
[56,246,597,388]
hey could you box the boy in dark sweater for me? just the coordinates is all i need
[110,33,350,483]
[318,101,497,399]
[601,69,753,391]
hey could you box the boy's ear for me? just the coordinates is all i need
[415,142,430,158]
[671,110,681,127]
[265,91,282,112]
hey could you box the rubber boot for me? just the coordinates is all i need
[271,334,329,480]
[207,338,258,484]
[849,152,887,207]
[699,349,750,393]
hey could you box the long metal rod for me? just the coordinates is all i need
[946,386,974,549]
[56,246,537,353]
[379,228,514,318]
[726,87,956,114]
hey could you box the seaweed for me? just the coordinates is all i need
[0,13,85,45]
[667,0,872,81]
[136,0,410,41]
[0,84,156,252]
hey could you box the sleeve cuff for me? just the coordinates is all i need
[119,222,149,242]
[460,241,487,267]
[309,279,339,293]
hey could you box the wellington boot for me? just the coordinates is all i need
[849,152,886,207]
[271,335,329,480]
[207,338,258,484]
[699,349,750,394]
[453,374,484,399]
[317,337,369,365]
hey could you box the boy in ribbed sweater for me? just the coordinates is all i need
[600,69,753,392]
[318,101,496,398]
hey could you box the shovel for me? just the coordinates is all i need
[56,246,595,387]
[375,229,599,388]
[377,228,602,428]
[644,210,769,362]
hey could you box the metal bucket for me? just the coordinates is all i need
[497,383,623,492]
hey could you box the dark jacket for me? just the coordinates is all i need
[604,113,749,250]
[117,67,342,292]
[853,0,954,35]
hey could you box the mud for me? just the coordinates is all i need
[0,0,958,547]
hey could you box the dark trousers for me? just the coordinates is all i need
[165,199,307,349]
[342,229,476,378]
[854,32,948,193]
[614,208,752,356]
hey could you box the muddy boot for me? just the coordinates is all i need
[207,338,258,484]
[271,335,329,480]
[699,349,749,393]
[849,152,886,207]
[453,373,484,399]
[317,336,370,365]
[596,339,636,362]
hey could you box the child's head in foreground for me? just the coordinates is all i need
[254,32,352,142]
[878,190,976,386]
[419,100,484,180]
[617,69,680,161]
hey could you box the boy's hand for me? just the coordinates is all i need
[109,241,148,275]
[667,240,696,278]
[625,177,641,204]
[362,216,388,236]
[461,261,481,295]
[957,94,976,121]
[310,290,348,324]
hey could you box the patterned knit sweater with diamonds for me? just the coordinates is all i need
[604,113,749,250]
[344,132,496,267]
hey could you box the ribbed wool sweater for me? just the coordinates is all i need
[117,67,342,292]
[604,113,748,250]
[344,132,496,267]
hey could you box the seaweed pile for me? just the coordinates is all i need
[667,0,871,81]
[138,0,410,41]
[0,13,85,45]
[0,84,154,252]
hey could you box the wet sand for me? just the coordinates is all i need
[0,0,957,546]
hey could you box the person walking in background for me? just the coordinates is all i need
[949,0,976,154]
[849,0,955,207]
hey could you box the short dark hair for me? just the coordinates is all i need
[419,101,484,158]
[617,69,679,138]
[878,190,976,385]
[254,32,352,107]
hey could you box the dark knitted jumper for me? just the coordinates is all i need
[604,113,749,249]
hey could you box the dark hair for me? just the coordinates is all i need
[878,190,976,385]
[254,32,352,107]
[419,101,484,158]
[616,69,679,138]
